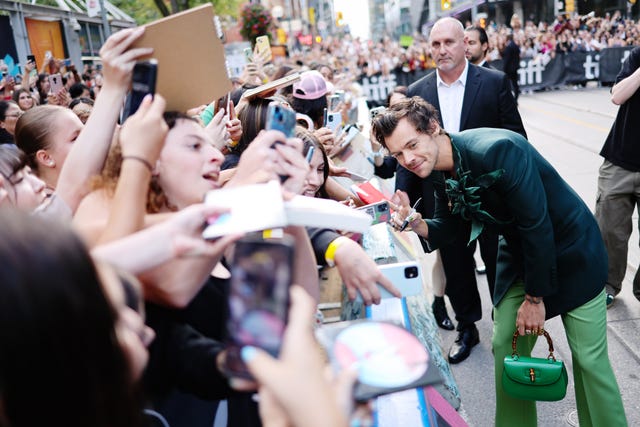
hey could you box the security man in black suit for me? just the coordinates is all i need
[464,25,492,68]
[397,17,526,364]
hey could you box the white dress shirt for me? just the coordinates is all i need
[436,61,469,133]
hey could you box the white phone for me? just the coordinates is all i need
[355,261,423,302]
[324,110,342,133]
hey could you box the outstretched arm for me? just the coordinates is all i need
[55,27,153,214]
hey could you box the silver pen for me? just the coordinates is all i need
[399,197,422,232]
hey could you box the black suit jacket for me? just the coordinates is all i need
[502,40,520,76]
[406,63,525,136]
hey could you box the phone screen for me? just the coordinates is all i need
[224,237,294,379]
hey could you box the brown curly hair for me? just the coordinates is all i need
[91,112,198,213]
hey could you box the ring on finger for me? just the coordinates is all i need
[525,329,532,335]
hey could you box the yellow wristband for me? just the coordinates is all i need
[324,236,350,267]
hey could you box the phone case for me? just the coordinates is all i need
[357,201,391,225]
[355,261,422,302]
[255,36,272,61]
[325,112,342,133]
[316,320,442,402]
[378,261,423,298]
[122,60,157,121]
[48,74,64,93]
[266,104,296,138]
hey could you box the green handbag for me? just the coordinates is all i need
[502,330,568,401]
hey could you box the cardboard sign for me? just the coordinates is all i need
[131,4,231,112]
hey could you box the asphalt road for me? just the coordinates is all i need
[444,87,640,427]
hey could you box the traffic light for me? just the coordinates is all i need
[336,11,344,26]
[441,0,451,10]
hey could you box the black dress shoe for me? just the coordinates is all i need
[448,325,480,364]
[432,297,455,330]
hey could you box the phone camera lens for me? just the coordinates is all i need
[405,266,418,279]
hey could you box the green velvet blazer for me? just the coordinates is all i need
[423,128,606,318]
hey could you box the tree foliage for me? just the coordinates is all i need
[112,0,243,24]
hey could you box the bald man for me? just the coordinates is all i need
[395,17,526,364]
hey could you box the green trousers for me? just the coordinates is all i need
[493,283,627,427]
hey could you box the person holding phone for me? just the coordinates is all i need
[296,129,401,305]
[0,101,22,144]
[242,286,355,427]
[0,209,148,427]
[15,26,153,212]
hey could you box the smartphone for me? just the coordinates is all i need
[122,59,157,121]
[344,170,368,182]
[64,58,72,67]
[243,47,253,62]
[224,237,294,379]
[328,94,341,112]
[369,106,386,120]
[355,261,423,302]
[266,103,296,138]
[48,73,64,94]
[316,320,440,402]
[357,200,391,224]
[324,109,342,133]
[328,124,360,159]
[215,92,230,120]
[255,35,272,62]
[26,55,36,67]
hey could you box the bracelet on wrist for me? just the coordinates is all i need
[324,236,350,267]
[122,155,153,173]
[525,295,543,304]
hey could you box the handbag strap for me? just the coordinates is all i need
[511,329,556,361]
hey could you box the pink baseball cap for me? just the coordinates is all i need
[292,70,331,100]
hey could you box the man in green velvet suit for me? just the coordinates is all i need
[371,96,627,427]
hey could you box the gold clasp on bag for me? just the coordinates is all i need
[529,368,535,382]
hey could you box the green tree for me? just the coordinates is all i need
[113,0,243,23]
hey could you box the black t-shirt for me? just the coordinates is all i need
[600,47,640,172]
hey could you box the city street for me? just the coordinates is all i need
[445,87,640,426]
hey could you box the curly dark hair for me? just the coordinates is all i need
[371,96,442,149]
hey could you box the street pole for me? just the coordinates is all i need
[98,0,111,39]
